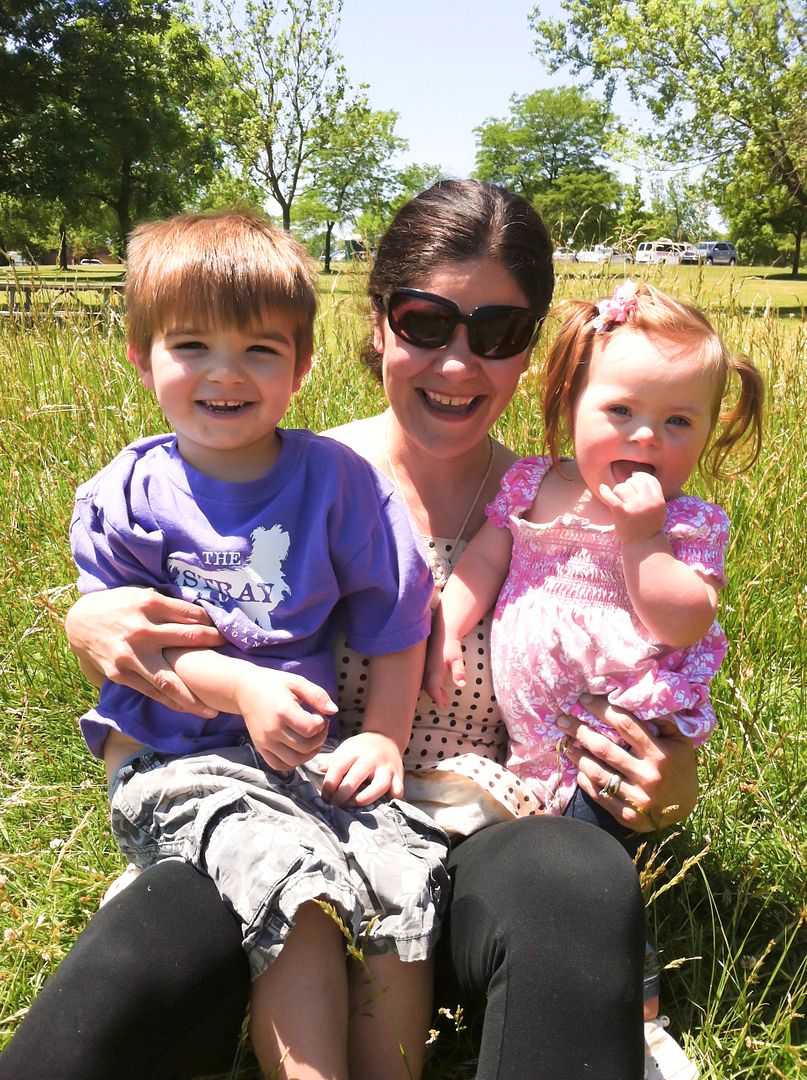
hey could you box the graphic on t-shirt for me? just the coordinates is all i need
[167,525,291,630]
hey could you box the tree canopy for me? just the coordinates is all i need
[2,0,219,251]
[204,0,348,230]
[473,87,622,243]
[530,0,806,273]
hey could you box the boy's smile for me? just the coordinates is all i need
[131,315,310,482]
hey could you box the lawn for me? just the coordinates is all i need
[0,265,804,1077]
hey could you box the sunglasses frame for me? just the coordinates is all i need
[379,288,538,360]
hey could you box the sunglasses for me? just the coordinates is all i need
[380,288,537,360]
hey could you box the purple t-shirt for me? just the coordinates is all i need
[71,429,432,757]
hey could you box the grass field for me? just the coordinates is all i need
[0,264,804,1077]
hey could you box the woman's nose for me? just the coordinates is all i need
[433,326,478,375]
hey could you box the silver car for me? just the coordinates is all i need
[695,241,737,266]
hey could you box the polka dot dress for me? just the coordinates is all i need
[338,537,539,835]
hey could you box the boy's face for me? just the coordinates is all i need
[130,313,310,482]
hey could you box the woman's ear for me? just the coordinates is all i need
[127,344,154,389]
[372,318,386,357]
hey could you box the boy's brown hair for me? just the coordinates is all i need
[126,209,318,370]
[542,282,764,478]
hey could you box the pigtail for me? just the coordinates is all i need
[542,300,598,463]
[705,353,765,478]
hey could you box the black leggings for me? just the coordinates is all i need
[0,818,644,1080]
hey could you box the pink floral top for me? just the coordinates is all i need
[487,457,729,814]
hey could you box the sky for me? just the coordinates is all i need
[334,0,648,182]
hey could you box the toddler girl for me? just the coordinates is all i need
[426,280,764,820]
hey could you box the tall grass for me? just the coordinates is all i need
[0,266,804,1077]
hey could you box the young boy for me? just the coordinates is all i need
[70,210,447,1079]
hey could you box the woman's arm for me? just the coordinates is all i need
[65,588,225,714]
[559,697,699,833]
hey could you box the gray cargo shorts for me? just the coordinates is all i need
[108,741,450,978]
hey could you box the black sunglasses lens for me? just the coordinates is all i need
[388,295,456,348]
[470,309,536,358]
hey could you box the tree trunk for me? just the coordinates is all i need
[113,159,134,253]
[791,212,803,278]
[58,227,68,271]
[322,221,335,274]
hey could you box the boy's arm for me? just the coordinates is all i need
[424,520,512,705]
[166,648,337,769]
[599,474,719,647]
[320,640,426,806]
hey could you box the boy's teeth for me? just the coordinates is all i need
[426,391,475,407]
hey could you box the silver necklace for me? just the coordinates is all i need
[385,429,495,589]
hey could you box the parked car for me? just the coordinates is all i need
[576,244,633,265]
[695,241,737,266]
[552,247,577,263]
[79,258,102,265]
[635,239,679,265]
[677,243,702,265]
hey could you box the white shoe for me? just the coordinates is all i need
[100,862,143,906]
[644,1016,699,1080]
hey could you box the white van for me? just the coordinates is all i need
[635,239,680,265]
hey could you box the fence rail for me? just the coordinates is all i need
[0,280,126,316]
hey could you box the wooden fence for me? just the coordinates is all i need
[0,280,126,317]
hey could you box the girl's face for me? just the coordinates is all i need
[374,258,533,461]
[572,328,717,501]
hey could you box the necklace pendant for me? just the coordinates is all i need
[429,551,452,590]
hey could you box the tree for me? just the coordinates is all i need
[204,0,347,230]
[645,177,713,243]
[531,0,807,275]
[353,162,444,246]
[716,141,805,267]
[614,179,649,244]
[2,1,219,251]
[473,88,623,243]
[305,96,405,271]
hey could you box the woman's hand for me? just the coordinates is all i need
[559,695,699,833]
[65,588,225,715]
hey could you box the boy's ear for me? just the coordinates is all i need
[127,344,154,388]
[292,351,313,393]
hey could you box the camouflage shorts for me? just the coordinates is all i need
[108,741,450,978]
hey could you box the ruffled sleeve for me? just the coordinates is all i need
[665,497,730,588]
[485,456,553,529]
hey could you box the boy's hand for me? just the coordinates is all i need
[598,472,667,543]
[320,732,404,807]
[236,668,336,770]
[424,634,466,707]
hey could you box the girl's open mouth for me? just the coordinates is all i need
[611,460,656,484]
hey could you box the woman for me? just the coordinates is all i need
[0,181,698,1080]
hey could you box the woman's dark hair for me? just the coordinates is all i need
[365,179,554,379]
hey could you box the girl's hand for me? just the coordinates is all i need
[559,695,698,832]
[599,472,666,543]
[65,588,225,714]
[424,634,466,707]
[321,732,405,807]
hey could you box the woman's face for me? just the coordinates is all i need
[375,258,533,461]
